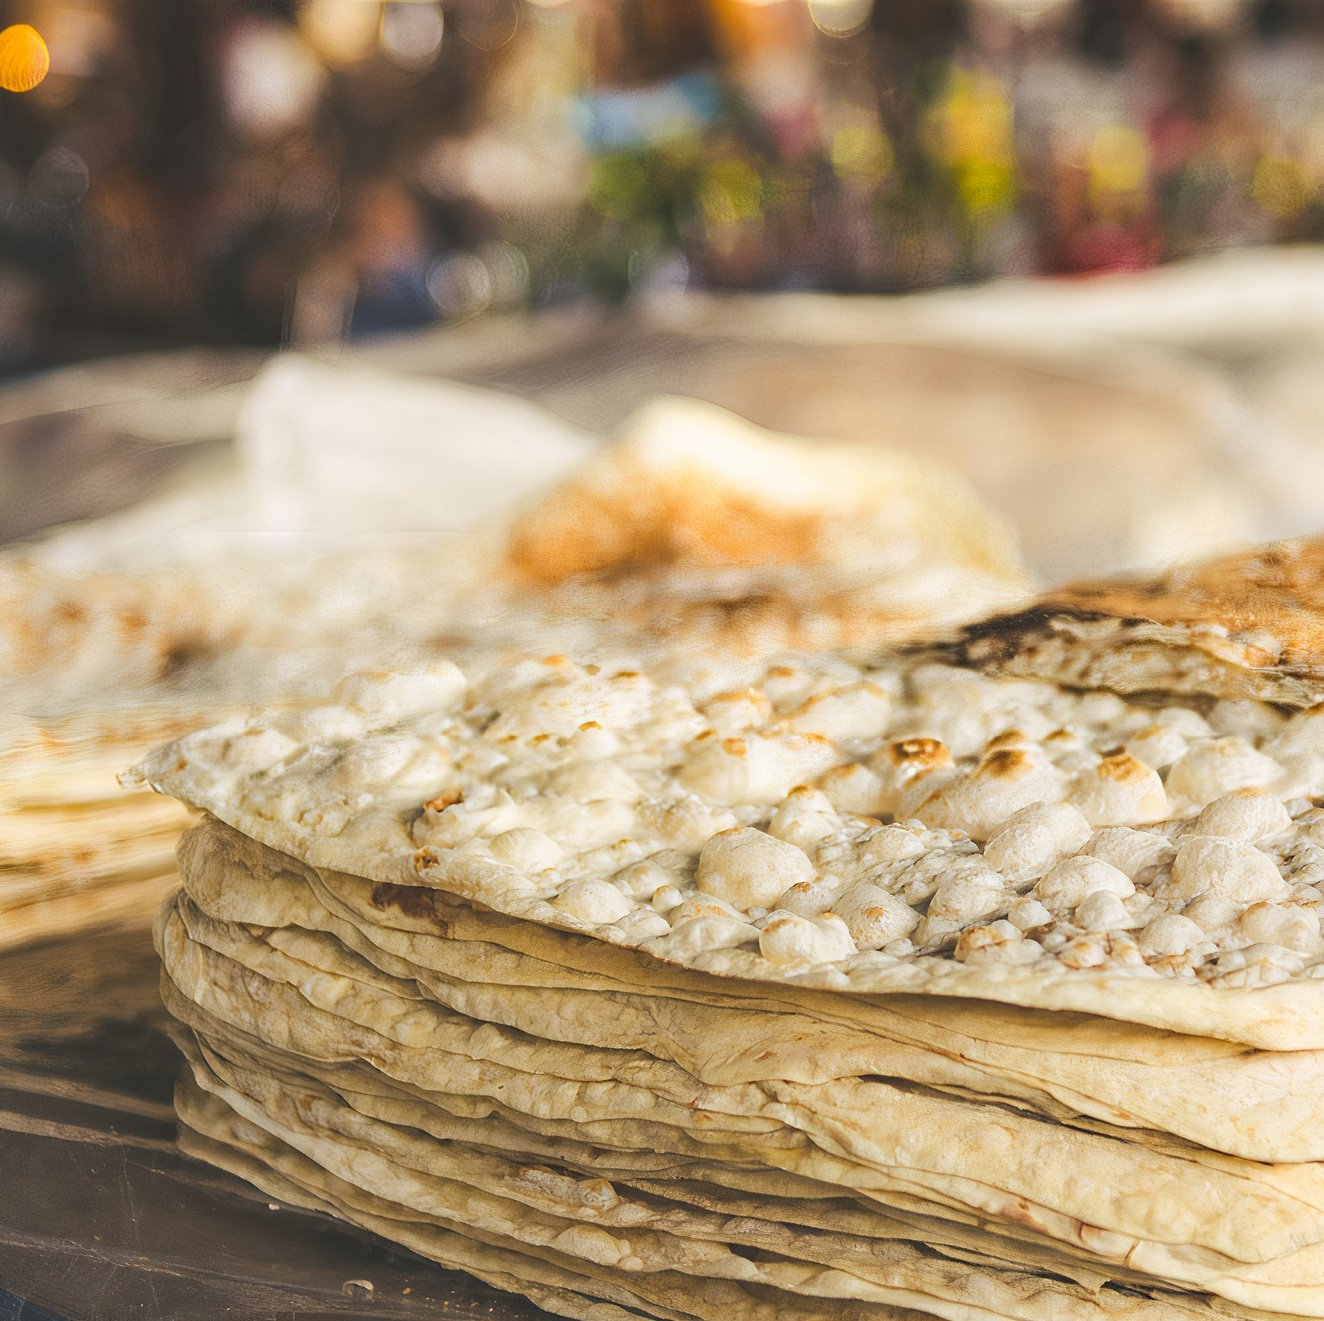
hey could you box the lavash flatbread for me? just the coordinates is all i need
[157,899,1324,1278]
[175,816,1324,1163]
[176,1025,1119,1292]
[119,515,1324,1316]
[175,1050,1266,1321]
[174,1003,1250,1313]
[934,538,1324,708]
[178,1083,970,1321]
[4,391,1031,723]
[0,712,195,948]
[156,870,1324,1317]
[129,641,1324,1048]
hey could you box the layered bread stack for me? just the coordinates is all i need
[0,712,196,950]
[2,394,1028,949]
[131,542,1324,1321]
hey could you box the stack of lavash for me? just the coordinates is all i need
[133,536,1324,1321]
[0,713,196,952]
[2,385,1029,949]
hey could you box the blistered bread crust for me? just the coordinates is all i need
[129,654,1324,1049]
[938,537,1324,707]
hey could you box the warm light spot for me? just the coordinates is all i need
[958,157,1016,215]
[1153,0,1243,30]
[994,0,1071,21]
[222,19,326,139]
[299,0,380,66]
[925,67,1017,217]
[426,251,493,319]
[929,68,1014,163]
[0,24,49,93]
[1088,124,1149,196]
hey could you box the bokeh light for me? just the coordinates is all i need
[379,2,445,71]
[0,23,49,92]
[300,0,381,66]
[221,18,326,140]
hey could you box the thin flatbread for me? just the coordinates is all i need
[933,538,1324,707]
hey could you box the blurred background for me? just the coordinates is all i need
[3,0,1324,375]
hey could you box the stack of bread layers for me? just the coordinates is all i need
[2,394,1029,949]
[133,543,1324,1321]
[0,712,198,950]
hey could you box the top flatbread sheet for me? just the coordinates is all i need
[936,537,1324,708]
[129,614,1324,1051]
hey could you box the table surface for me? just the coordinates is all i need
[0,914,550,1320]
